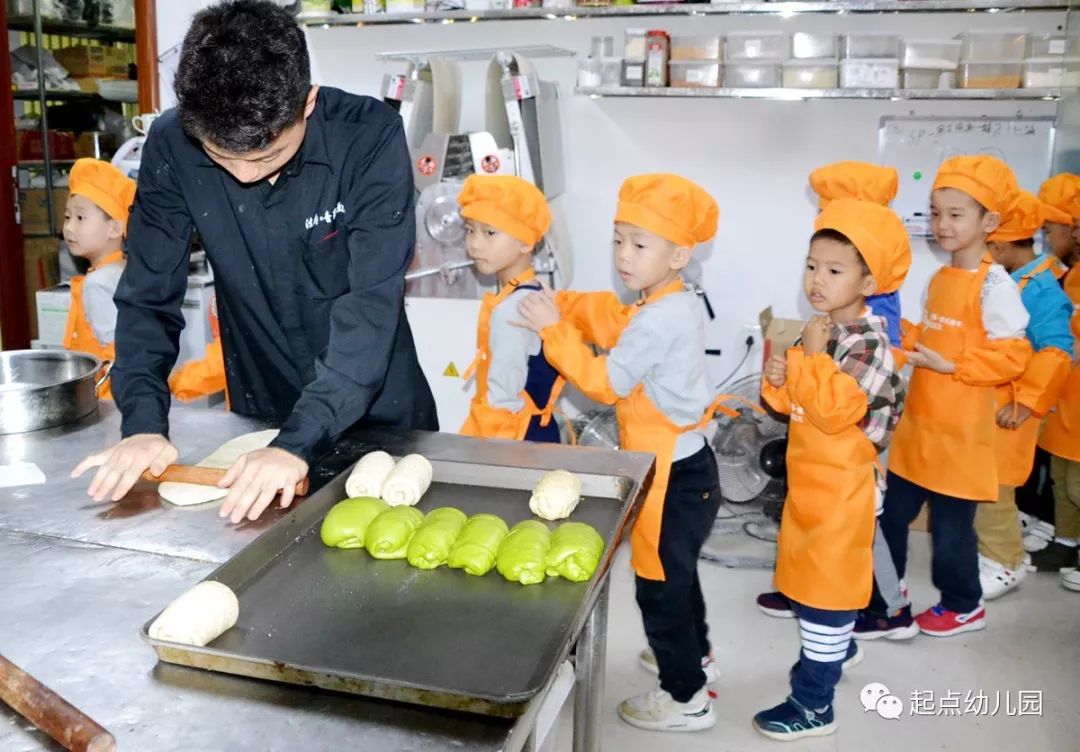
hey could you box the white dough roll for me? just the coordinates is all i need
[148,581,239,647]
[381,454,434,507]
[529,470,582,521]
[344,450,396,499]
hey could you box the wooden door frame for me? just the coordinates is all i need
[0,0,30,349]
[136,0,159,114]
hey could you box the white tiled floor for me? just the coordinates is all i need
[554,532,1080,752]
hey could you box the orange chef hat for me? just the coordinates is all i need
[814,198,912,295]
[932,155,1020,215]
[614,173,719,248]
[1038,173,1080,221]
[990,190,1073,243]
[809,161,899,209]
[69,158,137,230]
[457,174,551,246]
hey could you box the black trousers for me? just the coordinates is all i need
[635,443,722,702]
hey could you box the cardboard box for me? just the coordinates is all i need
[759,307,806,364]
[23,238,62,341]
[35,286,72,347]
[52,45,130,78]
[18,188,68,235]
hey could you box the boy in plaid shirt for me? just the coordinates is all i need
[754,199,908,741]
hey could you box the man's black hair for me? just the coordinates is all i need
[174,0,311,153]
[810,227,872,275]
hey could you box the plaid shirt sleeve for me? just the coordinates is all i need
[831,329,907,450]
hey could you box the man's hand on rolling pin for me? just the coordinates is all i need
[71,434,179,502]
[218,447,309,524]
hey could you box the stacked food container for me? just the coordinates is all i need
[724,31,785,87]
[840,33,901,89]
[957,30,1027,88]
[1022,32,1080,88]
[783,32,840,88]
[901,39,962,89]
[668,34,723,87]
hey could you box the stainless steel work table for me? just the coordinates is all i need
[0,404,653,752]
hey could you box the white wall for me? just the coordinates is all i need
[160,6,1067,385]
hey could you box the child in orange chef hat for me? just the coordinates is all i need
[62,158,136,398]
[753,198,908,741]
[516,173,727,732]
[455,174,563,443]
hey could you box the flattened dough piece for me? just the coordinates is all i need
[159,429,279,506]
[381,454,434,507]
[345,451,395,499]
[148,581,239,646]
[529,469,582,521]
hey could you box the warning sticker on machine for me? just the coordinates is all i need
[443,362,460,378]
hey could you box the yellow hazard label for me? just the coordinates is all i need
[443,362,460,378]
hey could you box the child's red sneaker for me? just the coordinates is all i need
[915,603,986,637]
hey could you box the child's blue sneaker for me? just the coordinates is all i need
[753,695,837,741]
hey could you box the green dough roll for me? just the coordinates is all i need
[364,506,425,559]
[496,520,552,586]
[545,522,605,583]
[448,514,509,576]
[406,507,468,570]
[320,497,390,549]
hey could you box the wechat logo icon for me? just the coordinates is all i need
[861,682,903,720]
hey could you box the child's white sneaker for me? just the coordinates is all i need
[978,554,1026,600]
[1023,520,1055,553]
[638,648,720,684]
[1062,568,1080,592]
[617,685,716,732]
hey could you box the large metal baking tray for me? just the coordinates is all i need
[142,436,650,718]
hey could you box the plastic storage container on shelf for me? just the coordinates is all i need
[901,39,962,70]
[621,59,646,87]
[725,61,782,87]
[1026,33,1074,59]
[669,60,722,87]
[725,31,787,61]
[783,59,840,88]
[790,32,838,60]
[670,35,723,61]
[958,60,1023,88]
[957,30,1027,62]
[902,68,958,89]
[1022,58,1080,88]
[842,33,901,59]
[840,59,900,88]
[625,29,648,60]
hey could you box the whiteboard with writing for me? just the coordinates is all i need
[878,116,1055,237]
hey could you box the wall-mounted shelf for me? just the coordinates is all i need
[576,85,1063,100]
[12,89,101,102]
[298,1,1069,28]
[7,16,136,43]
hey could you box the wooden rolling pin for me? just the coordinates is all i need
[140,464,310,496]
[0,654,115,752]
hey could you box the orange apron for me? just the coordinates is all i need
[1039,265,1080,462]
[62,250,123,400]
[542,278,735,581]
[763,348,878,610]
[993,262,1073,486]
[890,256,1018,501]
[168,294,228,404]
[460,269,566,441]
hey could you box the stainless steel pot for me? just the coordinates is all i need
[0,350,107,434]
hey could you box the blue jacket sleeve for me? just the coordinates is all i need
[866,291,902,348]
[111,129,195,439]
[270,119,415,463]
[1022,277,1075,354]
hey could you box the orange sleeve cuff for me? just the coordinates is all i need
[540,320,619,404]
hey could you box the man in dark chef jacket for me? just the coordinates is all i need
[73,0,437,521]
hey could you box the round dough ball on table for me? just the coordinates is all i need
[159,429,279,507]
[148,581,239,647]
[529,469,582,521]
[381,454,433,507]
[344,451,396,499]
